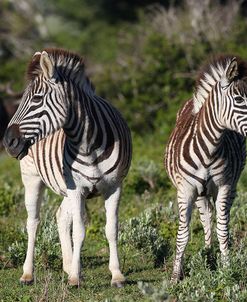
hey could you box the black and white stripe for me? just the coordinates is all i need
[165,55,247,282]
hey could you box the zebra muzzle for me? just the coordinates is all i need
[3,124,31,160]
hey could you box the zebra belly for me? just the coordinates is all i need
[28,131,126,198]
[30,130,67,196]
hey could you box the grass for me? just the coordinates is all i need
[1,136,247,301]
[0,257,163,302]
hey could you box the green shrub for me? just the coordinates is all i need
[8,210,61,269]
[140,242,247,302]
[8,235,27,266]
[0,183,23,216]
[124,158,170,198]
[119,205,169,266]
[138,279,171,302]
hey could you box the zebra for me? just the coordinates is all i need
[165,55,247,282]
[3,48,132,287]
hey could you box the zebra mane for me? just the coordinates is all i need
[193,55,247,114]
[27,48,93,88]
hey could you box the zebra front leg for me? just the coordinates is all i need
[20,173,44,284]
[215,187,233,265]
[195,196,212,248]
[67,189,85,286]
[56,197,73,275]
[104,185,125,287]
[172,191,194,283]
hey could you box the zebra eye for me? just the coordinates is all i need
[32,94,43,104]
[234,96,244,103]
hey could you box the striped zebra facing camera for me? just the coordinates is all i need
[165,55,247,283]
[3,49,132,287]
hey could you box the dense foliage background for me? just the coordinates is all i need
[1,0,247,301]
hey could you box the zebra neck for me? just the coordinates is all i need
[63,90,100,153]
[195,98,224,158]
[63,100,86,144]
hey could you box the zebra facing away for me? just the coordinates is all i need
[165,55,247,282]
[3,49,132,287]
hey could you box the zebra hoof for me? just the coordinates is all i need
[170,273,180,284]
[111,274,125,288]
[68,277,80,287]
[221,255,230,268]
[170,278,179,284]
[111,280,125,288]
[20,274,34,285]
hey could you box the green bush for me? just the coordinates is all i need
[8,210,61,269]
[124,158,170,198]
[119,205,170,266]
[140,243,247,302]
[0,183,23,216]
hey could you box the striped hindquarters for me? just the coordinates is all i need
[165,99,196,188]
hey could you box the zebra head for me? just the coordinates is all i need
[194,56,247,136]
[220,58,247,136]
[3,50,74,159]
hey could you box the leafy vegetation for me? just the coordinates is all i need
[1,0,247,301]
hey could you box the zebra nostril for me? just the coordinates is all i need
[11,138,20,148]
[8,137,19,148]
[4,124,22,149]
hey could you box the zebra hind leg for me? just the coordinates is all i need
[195,196,213,249]
[104,185,125,287]
[56,197,73,275]
[171,190,194,283]
[20,173,44,284]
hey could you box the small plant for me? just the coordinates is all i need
[8,209,61,269]
[136,160,161,190]
[0,183,23,216]
[35,211,61,269]
[119,205,168,266]
[138,279,171,302]
[8,233,27,266]
[140,240,247,302]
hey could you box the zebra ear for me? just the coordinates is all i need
[226,57,238,82]
[40,51,53,79]
[33,51,41,58]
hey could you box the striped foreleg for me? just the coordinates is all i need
[104,185,125,287]
[215,186,234,264]
[171,190,194,283]
[195,196,213,248]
